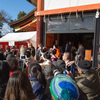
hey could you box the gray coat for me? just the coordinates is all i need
[76,45,84,60]
[75,69,100,100]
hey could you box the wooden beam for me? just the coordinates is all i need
[35,3,100,16]
[37,0,44,11]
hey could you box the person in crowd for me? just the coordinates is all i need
[20,45,26,59]
[24,51,37,76]
[7,58,19,77]
[28,43,35,58]
[52,60,66,76]
[4,47,10,58]
[10,46,16,55]
[3,71,36,100]
[0,61,10,100]
[25,51,37,64]
[50,48,58,62]
[53,44,61,60]
[71,44,77,60]
[50,74,79,100]
[39,47,47,62]
[28,63,46,100]
[75,43,85,60]
[0,48,5,60]
[63,52,75,77]
[36,43,43,61]
[39,52,53,100]
[13,50,20,59]
[65,41,72,52]
[67,60,100,100]
[39,52,52,79]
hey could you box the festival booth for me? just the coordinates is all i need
[0,31,36,52]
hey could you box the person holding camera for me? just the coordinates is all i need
[50,60,79,100]
[66,60,100,100]
[52,60,66,76]
[62,52,75,77]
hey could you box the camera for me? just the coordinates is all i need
[21,55,25,60]
[51,66,61,76]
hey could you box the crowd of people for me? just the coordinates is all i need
[0,42,100,100]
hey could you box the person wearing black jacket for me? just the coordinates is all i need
[0,61,10,100]
[28,43,35,58]
[0,48,5,60]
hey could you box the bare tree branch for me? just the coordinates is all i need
[0,10,12,23]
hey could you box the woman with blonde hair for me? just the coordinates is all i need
[3,71,37,100]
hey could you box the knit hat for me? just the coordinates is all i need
[50,74,79,100]
[77,60,92,70]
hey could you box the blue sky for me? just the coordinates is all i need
[0,0,35,20]
[0,0,35,35]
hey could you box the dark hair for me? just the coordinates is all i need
[28,63,46,88]
[27,48,31,51]
[11,46,16,49]
[44,52,51,60]
[41,47,46,53]
[25,51,31,58]
[0,48,3,52]
[0,61,9,84]
[13,50,18,56]
[6,47,10,52]
[4,71,35,100]
[0,61,10,98]
[51,49,57,55]
[7,58,18,71]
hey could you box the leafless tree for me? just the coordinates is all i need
[0,10,12,23]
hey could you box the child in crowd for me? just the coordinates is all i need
[3,71,36,100]
[28,63,46,100]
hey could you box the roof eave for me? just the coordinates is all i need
[9,8,37,27]
[27,0,37,6]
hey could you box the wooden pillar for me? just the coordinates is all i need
[37,17,43,46]
[36,0,44,48]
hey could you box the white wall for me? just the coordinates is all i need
[44,0,100,10]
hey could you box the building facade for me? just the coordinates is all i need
[32,0,100,68]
